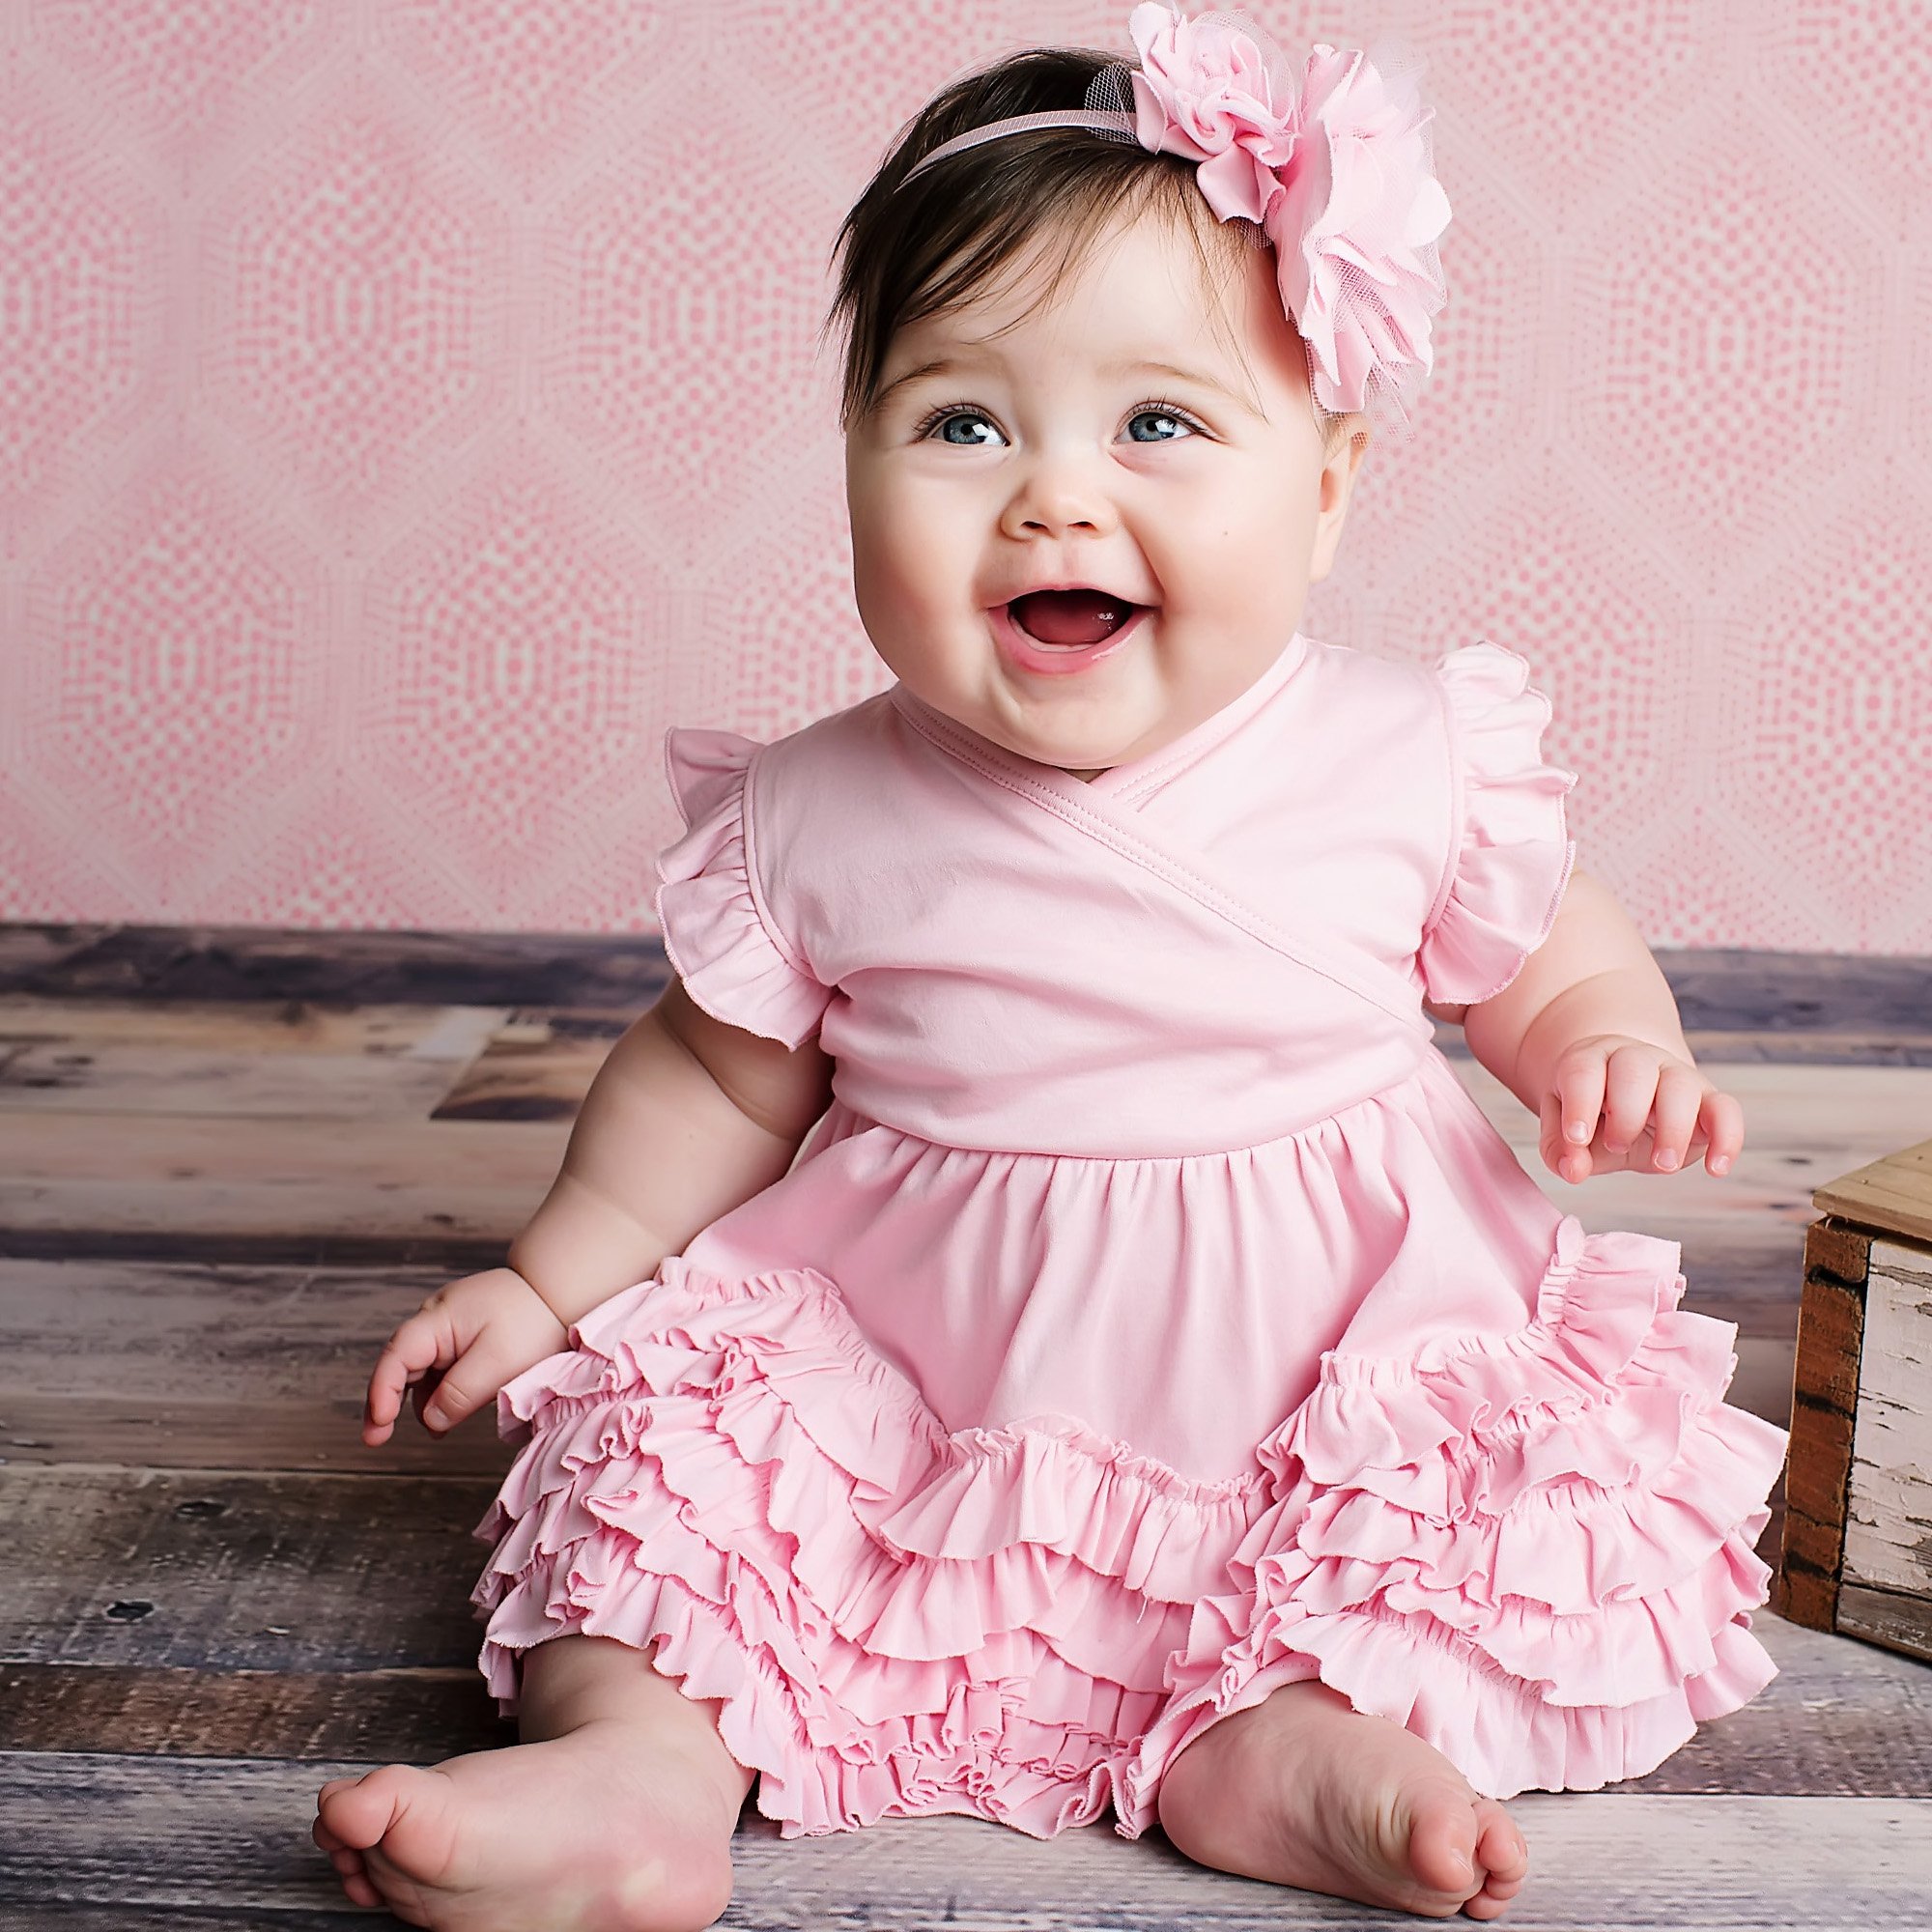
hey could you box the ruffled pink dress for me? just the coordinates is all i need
[471,632,1789,1842]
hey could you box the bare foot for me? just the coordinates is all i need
[312,1717,742,1931]
[1156,1678,1532,1920]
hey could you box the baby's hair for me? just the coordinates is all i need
[826,45,1350,448]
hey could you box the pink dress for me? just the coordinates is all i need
[471,632,1789,1842]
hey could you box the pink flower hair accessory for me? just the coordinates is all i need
[899,4,1452,443]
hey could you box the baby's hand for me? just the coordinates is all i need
[362,1265,568,1447]
[1535,1033,1744,1185]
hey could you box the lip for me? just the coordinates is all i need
[990,598,1149,678]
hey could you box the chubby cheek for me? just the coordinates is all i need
[1162,486,1310,632]
[851,489,978,657]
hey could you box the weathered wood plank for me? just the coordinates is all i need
[0,1257,519,1475]
[0,1911,368,1930]
[1660,950,1932,1036]
[1840,1237,1932,1647]
[0,1043,474,1120]
[0,1112,567,1243]
[0,1241,1797,1487]
[0,1001,507,1120]
[1815,1136,1932,1247]
[0,1663,509,1762]
[0,1751,1925,1926]
[1837,1582,1932,1663]
[0,1909,367,1924]
[1777,1222,1869,1633]
[0,1392,516,1477]
[0,925,670,1010]
[0,1470,497,1674]
[0,998,504,1057]
[3,1607,1923,1798]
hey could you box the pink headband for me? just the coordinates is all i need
[899,4,1451,442]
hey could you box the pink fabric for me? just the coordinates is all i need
[1126,5,1452,422]
[471,632,1790,1841]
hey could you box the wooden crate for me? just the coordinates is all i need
[1775,1134,1932,1662]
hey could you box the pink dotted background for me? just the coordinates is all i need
[2,1,1927,948]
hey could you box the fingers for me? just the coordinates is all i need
[1596,1049,1660,1162]
[1545,1041,1747,1183]
[416,1351,497,1433]
[1551,1054,1607,1182]
[1700,1086,1745,1175]
[416,1321,546,1434]
[1641,1064,1706,1171]
[362,1307,454,1448]
[1541,1088,1588,1184]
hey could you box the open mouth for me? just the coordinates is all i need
[1007,588,1142,648]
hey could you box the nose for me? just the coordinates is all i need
[998,443,1119,542]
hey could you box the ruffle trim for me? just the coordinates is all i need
[1418,641,1579,1006]
[473,1257,1256,1836]
[471,1217,1788,1841]
[652,726,830,1050]
[1114,1212,1790,1828]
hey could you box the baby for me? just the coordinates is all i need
[313,7,1788,1929]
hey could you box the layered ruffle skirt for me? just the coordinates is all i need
[470,1206,1788,1841]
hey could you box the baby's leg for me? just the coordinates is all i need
[314,1634,756,1932]
[1155,1678,1532,1922]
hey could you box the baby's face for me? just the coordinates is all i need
[844,201,1369,778]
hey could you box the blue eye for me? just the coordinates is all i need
[1125,408,1197,442]
[923,409,1006,446]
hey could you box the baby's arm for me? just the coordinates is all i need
[362,978,834,1443]
[509,978,834,1323]
[1453,868,1743,1182]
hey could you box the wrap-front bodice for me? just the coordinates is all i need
[656,632,1576,1160]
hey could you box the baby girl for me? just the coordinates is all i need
[313,7,1789,1927]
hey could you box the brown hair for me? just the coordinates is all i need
[824,45,1345,444]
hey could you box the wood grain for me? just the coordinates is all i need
[0,1001,505,1120]
[0,925,670,1010]
[0,1663,510,1762]
[1814,1135,1932,1247]
[1776,1221,1868,1633]
[1840,1236,1932,1636]
[0,1469,498,1674]
[0,1256,523,1475]
[0,1752,1925,1927]
[0,1111,567,1243]
[1,1605,1924,1797]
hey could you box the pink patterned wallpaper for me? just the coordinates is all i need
[2,1,1927,950]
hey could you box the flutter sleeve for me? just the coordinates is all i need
[651,726,834,1049]
[1416,641,1579,1007]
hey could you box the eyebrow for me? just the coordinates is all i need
[870,353,1261,418]
[1101,357,1260,414]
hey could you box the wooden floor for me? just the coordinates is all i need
[1,923,1928,1929]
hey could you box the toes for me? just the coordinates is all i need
[314,1764,430,1854]
[339,1868,384,1912]
[1408,1808,1483,1896]
[1474,1803,1529,1881]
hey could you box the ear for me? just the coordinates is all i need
[1308,418,1371,582]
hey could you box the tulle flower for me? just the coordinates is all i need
[1125,3,1452,422]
